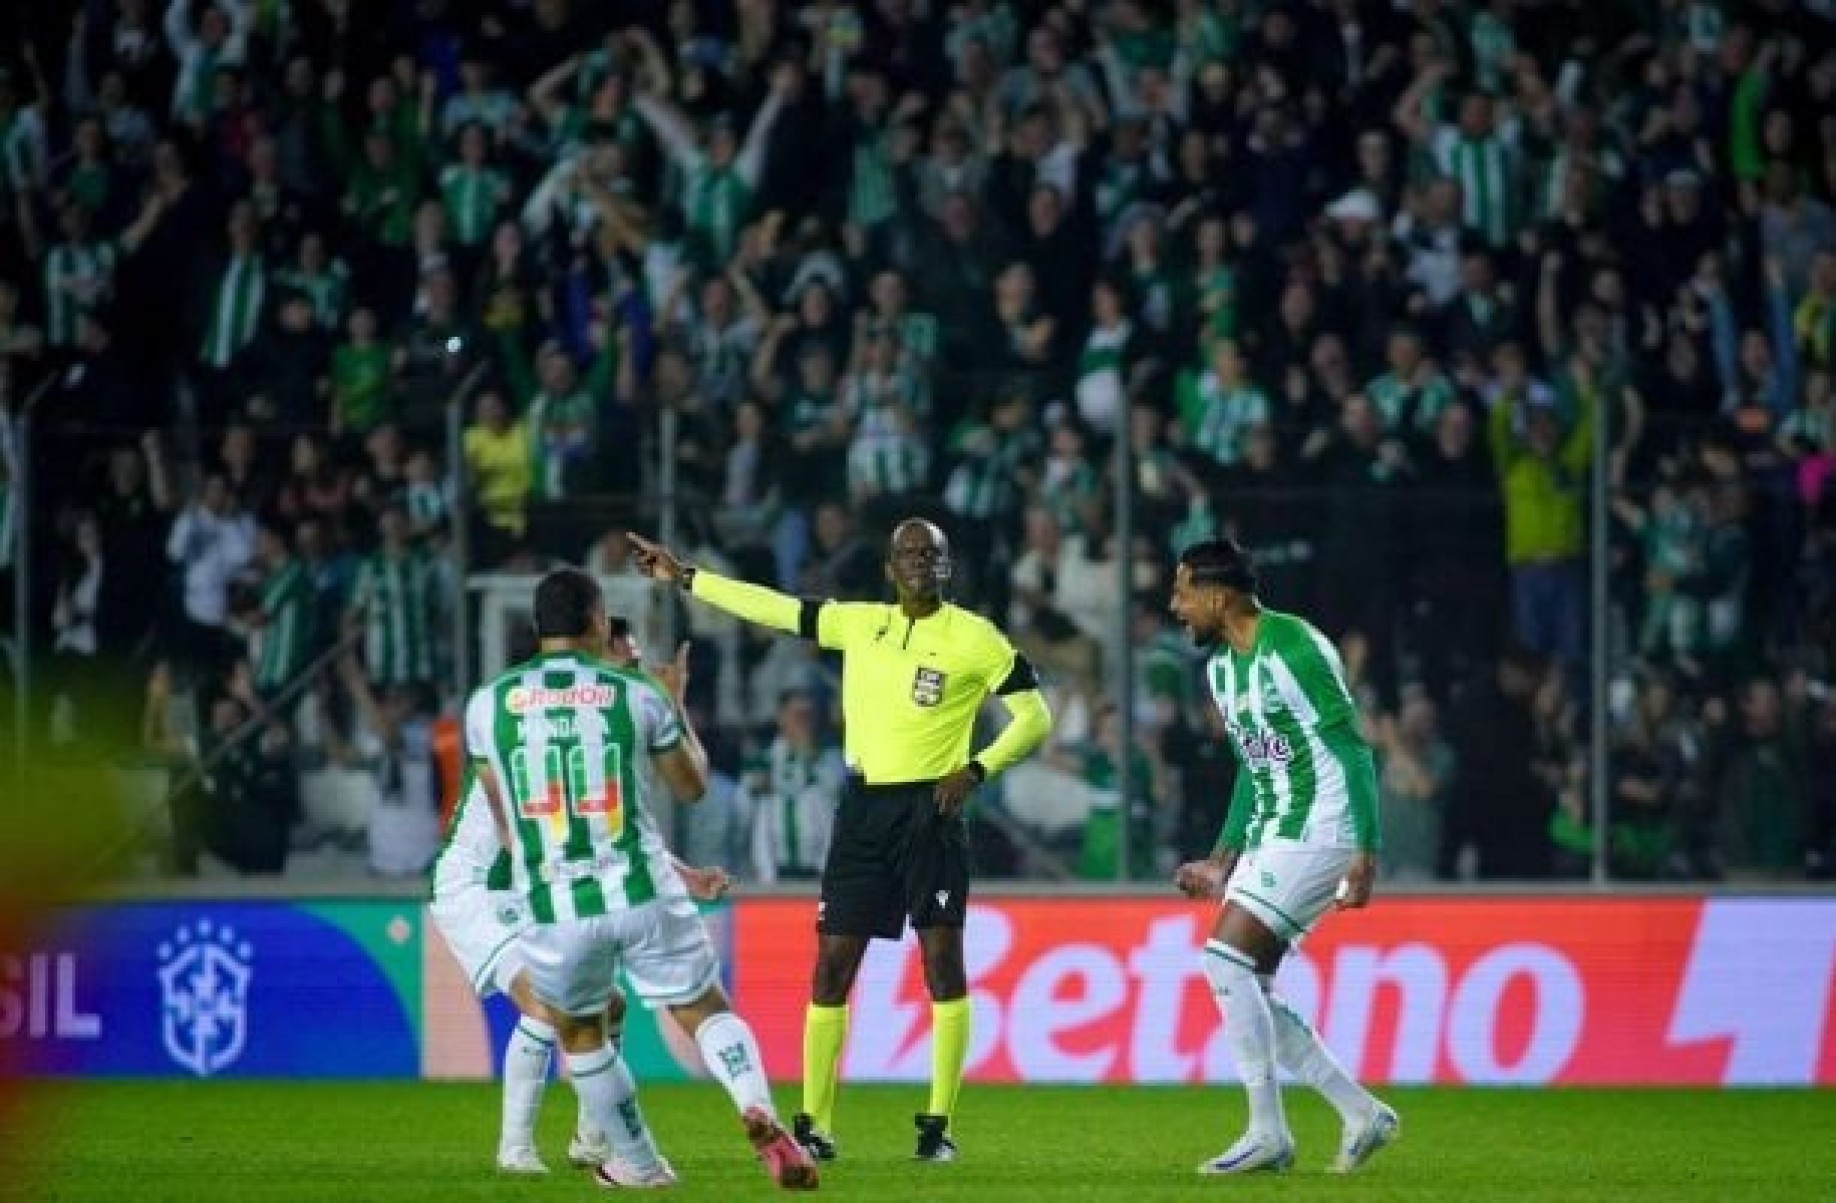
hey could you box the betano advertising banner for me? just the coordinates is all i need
[6,896,1833,1083]
[734,897,1836,1086]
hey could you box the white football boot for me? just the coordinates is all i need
[569,1128,612,1168]
[591,1156,679,1189]
[495,1146,550,1175]
[1197,1130,1296,1175]
[1330,1102,1400,1174]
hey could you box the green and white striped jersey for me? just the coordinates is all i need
[439,164,511,246]
[1183,375,1269,467]
[1206,611,1380,852]
[350,548,441,687]
[1433,126,1521,249]
[255,560,312,693]
[200,254,267,368]
[43,240,117,347]
[430,765,513,895]
[848,126,897,229]
[274,261,350,329]
[743,740,844,881]
[847,432,930,499]
[463,653,685,921]
[1366,370,1454,435]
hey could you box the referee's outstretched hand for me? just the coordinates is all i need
[627,533,683,583]
[934,767,979,817]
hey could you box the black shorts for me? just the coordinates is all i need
[817,778,970,940]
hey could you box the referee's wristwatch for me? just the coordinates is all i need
[677,564,698,591]
[965,759,988,784]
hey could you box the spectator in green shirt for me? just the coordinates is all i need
[330,305,392,435]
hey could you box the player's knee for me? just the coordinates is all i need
[1201,939,1258,999]
[811,951,859,1004]
[552,1013,606,1054]
[919,945,966,1000]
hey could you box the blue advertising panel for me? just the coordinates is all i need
[1,902,423,1079]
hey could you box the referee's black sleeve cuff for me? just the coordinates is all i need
[995,653,1040,696]
[797,598,824,641]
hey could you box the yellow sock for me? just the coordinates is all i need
[927,998,971,1123]
[801,1003,848,1131]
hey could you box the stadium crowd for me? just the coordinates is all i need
[1,0,1833,883]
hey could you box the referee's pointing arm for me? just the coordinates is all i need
[627,522,1053,814]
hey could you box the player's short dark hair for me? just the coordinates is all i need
[1179,537,1260,594]
[532,568,603,639]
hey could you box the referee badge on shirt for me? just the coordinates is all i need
[912,667,947,707]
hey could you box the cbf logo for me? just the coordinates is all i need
[157,919,253,1078]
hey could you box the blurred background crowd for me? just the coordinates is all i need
[1,0,1833,885]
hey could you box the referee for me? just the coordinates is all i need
[630,519,1052,1164]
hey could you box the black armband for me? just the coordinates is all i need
[994,653,1040,696]
[797,598,824,640]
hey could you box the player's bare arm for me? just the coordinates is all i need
[648,639,693,702]
[652,739,709,804]
[647,641,710,802]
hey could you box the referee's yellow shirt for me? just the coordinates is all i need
[814,601,1025,784]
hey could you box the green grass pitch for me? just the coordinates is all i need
[10,1081,1833,1201]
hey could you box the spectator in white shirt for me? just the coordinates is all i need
[164,472,255,678]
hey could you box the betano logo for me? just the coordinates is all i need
[737,896,1836,1086]
[504,683,616,713]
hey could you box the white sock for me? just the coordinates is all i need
[580,1015,624,1140]
[1202,940,1288,1141]
[501,1017,555,1151]
[566,1044,663,1171]
[693,1011,774,1115]
[1262,979,1375,1126]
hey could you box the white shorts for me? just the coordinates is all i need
[520,896,720,1017]
[1224,843,1358,945]
[428,885,530,998]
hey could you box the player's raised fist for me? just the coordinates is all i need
[1174,860,1225,900]
[678,862,732,902]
